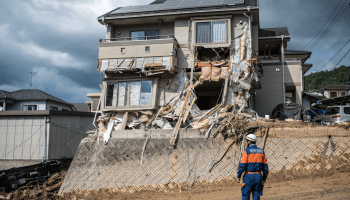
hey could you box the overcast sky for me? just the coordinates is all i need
[0,0,349,103]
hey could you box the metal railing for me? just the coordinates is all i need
[99,35,174,42]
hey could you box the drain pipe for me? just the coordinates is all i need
[281,35,285,103]
[42,116,48,162]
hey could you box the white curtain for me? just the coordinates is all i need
[212,21,226,43]
[196,22,211,43]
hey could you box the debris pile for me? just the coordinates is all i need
[0,171,65,200]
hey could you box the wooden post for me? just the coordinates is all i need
[120,112,129,130]
[262,127,269,150]
[221,77,229,105]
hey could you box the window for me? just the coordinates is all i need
[195,20,227,44]
[145,46,150,52]
[22,105,37,111]
[330,92,337,98]
[121,48,126,54]
[341,92,346,96]
[50,106,58,110]
[131,30,159,40]
[325,107,340,115]
[344,107,350,114]
[103,78,158,111]
[0,102,3,111]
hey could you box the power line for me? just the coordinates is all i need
[302,0,343,50]
[318,38,350,71]
[331,48,350,70]
[308,0,350,49]
[311,23,350,59]
[298,0,334,45]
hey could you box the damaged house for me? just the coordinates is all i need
[94,0,312,144]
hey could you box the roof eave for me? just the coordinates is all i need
[98,6,259,23]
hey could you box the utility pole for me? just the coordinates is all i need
[28,72,36,89]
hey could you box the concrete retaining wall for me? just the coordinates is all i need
[59,127,350,194]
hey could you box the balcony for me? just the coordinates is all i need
[98,35,178,74]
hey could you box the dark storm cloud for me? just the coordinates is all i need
[260,0,350,73]
[0,0,154,102]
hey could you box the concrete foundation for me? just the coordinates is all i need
[59,127,350,194]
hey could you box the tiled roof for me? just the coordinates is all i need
[317,85,350,91]
[303,92,325,100]
[72,103,89,112]
[0,90,15,99]
[284,50,312,55]
[259,27,290,38]
[303,63,313,68]
[10,89,72,105]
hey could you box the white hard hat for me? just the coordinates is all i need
[246,134,257,142]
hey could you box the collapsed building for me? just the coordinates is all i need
[95,0,262,145]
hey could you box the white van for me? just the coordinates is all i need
[322,106,350,125]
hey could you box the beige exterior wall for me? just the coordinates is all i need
[284,62,302,85]
[99,42,174,59]
[175,19,190,69]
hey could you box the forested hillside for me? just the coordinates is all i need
[304,65,350,91]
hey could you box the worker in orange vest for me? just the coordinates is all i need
[237,134,269,200]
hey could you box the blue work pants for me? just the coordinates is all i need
[241,174,263,200]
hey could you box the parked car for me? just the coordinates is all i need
[322,106,350,125]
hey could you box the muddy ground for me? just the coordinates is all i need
[2,166,350,200]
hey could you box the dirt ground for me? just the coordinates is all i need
[2,168,350,200]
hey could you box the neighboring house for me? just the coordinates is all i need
[86,93,101,112]
[0,89,76,111]
[255,27,313,115]
[302,92,325,111]
[72,103,90,112]
[315,85,350,99]
[95,0,312,119]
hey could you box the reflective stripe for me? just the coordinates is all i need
[240,150,248,164]
[245,172,261,174]
[247,153,265,163]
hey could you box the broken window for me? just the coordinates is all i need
[130,82,141,105]
[195,20,227,44]
[103,78,158,110]
[140,80,152,105]
[325,107,340,115]
[118,82,127,106]
[106,82,114,107]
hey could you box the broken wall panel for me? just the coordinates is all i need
[130,82,141,106]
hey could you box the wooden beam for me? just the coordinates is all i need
[120,111,129,130]
[170,91,192,145]
[262,127,269,150]
[198,103,222,123]
[183,96,197,123]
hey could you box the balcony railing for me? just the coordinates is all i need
[99,35,175,43]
